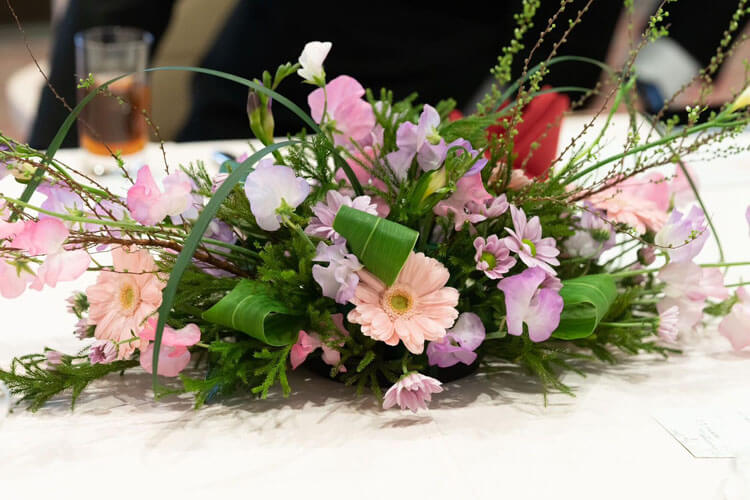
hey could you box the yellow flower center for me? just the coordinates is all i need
[480,251,497,270]
[384,287,415,317]
[522,238,537,257]
[119,283,139,314]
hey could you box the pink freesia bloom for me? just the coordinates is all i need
[127,166,196,226]
[497,267,564,342]
[386,104,448,179]
[426,312,486,368]
[383,372,443,413]
[305,190,378,243]
[657,305,680,342]
[86,246,166,360]
[433,173,493,231]
[311,241,362,304]
[348,252,459,354]
[473,234,516,279]
[244,159,310,231]
[308,75,376,148]
[504,205,560,276]
[336,147,390,217]
[290,314,348,371]
[654,206,709,263]
[138,317,201,377]
[659,261,729,302]
[587,173,669,234]
[719,288,750,351]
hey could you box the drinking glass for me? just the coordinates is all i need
[74,27,153,167]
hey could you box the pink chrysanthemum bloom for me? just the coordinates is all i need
[504,205,560,276]
[383,372,443,413]
[347,252,459,354]
[305,190,378,243]
[86,246,166,360]
[657,305,680,342]
[474,235,516,279]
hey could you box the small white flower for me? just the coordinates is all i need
[297,41,332,84]
[243,159,310,231]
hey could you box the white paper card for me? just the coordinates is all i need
[654,409,750,458]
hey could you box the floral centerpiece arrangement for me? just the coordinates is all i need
[2,2,750,412]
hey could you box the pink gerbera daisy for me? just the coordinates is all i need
[86,246,166,360]
[347,252,459,354]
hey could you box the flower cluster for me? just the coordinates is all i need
[1,35,749,415]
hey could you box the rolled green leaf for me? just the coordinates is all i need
[332,206,418,286]
[202,280,303,346]
[552,274,617,340]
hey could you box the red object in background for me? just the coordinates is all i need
[487,90,570,178]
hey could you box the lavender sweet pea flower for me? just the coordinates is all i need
[447,138,488,177]
[654,205,709,263]
[305,190,378,243]
[564,204,616,259]
[312,242,363,304]
[504,205,560,275]
[89,339,117,364]
[497,267,564,342]
[386,104,448,181]
[427,312,486,368]
[244,159,310,231]
[198,218,237,277]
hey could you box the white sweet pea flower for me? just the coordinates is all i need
[243,159,310,231]
[297,41,332,85]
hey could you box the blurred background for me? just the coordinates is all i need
[0,0,746,147]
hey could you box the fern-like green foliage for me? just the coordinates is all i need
[0,354,138,411]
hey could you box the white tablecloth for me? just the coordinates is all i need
[1,116,749,499]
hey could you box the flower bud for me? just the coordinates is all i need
[637,246,656,266]
[247,89,275,146]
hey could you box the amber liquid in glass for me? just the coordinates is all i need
[77,76,150,156]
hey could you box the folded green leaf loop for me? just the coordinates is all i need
[332,206,418,286]
[552,274,617,340]
[202,280,303,346]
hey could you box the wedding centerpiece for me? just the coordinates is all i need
[2,1,750,412]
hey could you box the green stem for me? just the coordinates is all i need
[565,119,748,184]
[726,281,750,288]
[610,268,656,279]
[282,215,315,251]
[701,262,750,268]
[600,320,656,328]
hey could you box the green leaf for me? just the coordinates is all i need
[332,205,418,286]
[202,280,303,346]
[152,141,295,390]
[553,274,617,340]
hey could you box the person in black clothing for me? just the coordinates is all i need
[28,0,742,150]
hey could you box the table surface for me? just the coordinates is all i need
[1,115,749,500]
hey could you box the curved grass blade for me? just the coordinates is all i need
[17,65,362,214]
[152,141,295,391]
[553,274,617,340]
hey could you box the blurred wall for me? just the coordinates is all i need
[150,0,237,141]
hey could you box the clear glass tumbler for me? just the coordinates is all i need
[74,27,153,160]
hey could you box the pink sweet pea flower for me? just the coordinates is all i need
[308,75,375,148]
[383,372,443,413]
[426,312,485,368]
[657,305,680,342]
[138,317,201,377]
[659,261,729,302]
[386,104,447,180]
[719,288,750,351]
[127,166,197,226]
[1,218,90,297]
[657,297,705,336]
[587,173,670,234]
[290,314,348,371]
[503,205,560,276]
[336,147,390,217]
[497,267,564,342]
[654,206,709,263]
[433,173,493,231]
